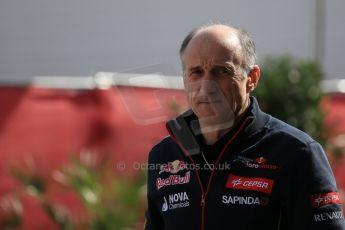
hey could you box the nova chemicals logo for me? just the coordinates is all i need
[162,192,190,212]
[162,197,168,212]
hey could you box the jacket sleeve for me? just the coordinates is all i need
[286,141,345,229]
[144,196,164,230]
[144,148,164,230]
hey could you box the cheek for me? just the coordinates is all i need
[184,79,199,100]
[222,82,246,104]
[184,85,196,107]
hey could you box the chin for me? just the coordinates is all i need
[195,112,222,123]
[194,109,217,119]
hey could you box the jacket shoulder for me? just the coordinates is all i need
[267,116,315,146]
[148,136,178,163]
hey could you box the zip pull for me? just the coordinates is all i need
[201,194,205,207]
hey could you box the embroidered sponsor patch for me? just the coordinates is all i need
[162,192,190,212]
[310,192,342,208]
[159,160,188,174]
[233,156,279,170]
[314,211,344,222]
[226,174,274,195]
[156,171,190,190]
[222,195,269,206]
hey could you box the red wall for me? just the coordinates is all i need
[0,86,187,229]
[0,86,344,229]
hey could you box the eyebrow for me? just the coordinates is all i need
[213,64,235,70]
[188,63,235,71]
[188,66,202,72]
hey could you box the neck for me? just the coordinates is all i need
[200,99,250,145]
[200,124,231,145]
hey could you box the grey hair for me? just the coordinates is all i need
[179,24,257,74]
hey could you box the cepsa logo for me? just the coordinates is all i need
[311,192,342,208]
[159,160,188,174]
[226,174,274,195]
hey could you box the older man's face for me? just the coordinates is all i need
[182,31,250,127]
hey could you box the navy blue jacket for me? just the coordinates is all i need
[145,97,345,230]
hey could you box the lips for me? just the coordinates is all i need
[198,99,221,104]
[196,95,222,104]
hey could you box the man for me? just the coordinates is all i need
[145,24,345,229]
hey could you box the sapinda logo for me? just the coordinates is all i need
[222,195,269,206]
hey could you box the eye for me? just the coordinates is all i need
[212,66,234,77]
[189,68,203,77]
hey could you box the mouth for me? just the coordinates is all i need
[198,100,221,105]
[194,94,223,106]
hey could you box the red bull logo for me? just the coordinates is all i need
[159,160,188,174]
[156,171,190,190]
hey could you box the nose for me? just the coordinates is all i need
[200,74,217,94]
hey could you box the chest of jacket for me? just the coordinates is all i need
[148,137,292,230]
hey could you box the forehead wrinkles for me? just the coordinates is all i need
[184,32,243,68]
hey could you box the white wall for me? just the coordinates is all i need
[0,0,344,79]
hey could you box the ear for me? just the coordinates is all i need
[246,65,260,93]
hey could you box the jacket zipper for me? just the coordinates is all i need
[168,118,250,230]
[201,194,205,206]
[201,194,206,230]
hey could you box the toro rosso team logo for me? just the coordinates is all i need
[311,192,342,208]
[226,174,274,195]
[159,160,188,174]
[234,156,279,170]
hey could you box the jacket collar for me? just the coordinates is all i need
[166,96,270,154]
[242,96,270,137]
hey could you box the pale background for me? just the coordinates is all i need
[0,0,344,79]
